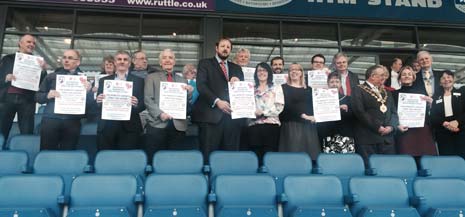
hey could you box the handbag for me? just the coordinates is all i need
[322,134,355,154]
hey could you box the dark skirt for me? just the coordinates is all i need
[279,121,321,160]
[396,125,437,156]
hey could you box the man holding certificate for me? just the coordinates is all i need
[191,37,244,161]
[36,49,92,150]
[351,65,398,164]
[96,50,145,150]
[0,34,47,141]
[144,49,193,162]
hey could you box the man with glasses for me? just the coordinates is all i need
[0,34,47,141]
[333,52,360,96]
[311,54,326,70]
[36,49,92,150]
[130,50,159,79]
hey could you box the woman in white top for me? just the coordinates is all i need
[430,70,465,157]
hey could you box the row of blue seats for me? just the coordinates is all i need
[1,173,464,217]
[2,148,465,196]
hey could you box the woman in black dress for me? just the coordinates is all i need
[393,66,437,157]
[279,63,320,160]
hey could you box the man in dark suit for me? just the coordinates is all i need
[191,37,244,160]
[333,52,360,96]
[96,50,145,150]
[0,34,47,141]
[351,65,399,163]
[412,51,441,97]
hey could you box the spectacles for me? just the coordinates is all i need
[62,56,79,61]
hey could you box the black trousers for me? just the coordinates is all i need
[198,115,243,163]
[247,124,280,164]
[356,141,396,166]
[1,94,35,140]
[144,122,186,163]
[40,118,81,150]
[97,121,141,150]
[436,131,465,158]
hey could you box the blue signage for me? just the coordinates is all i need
[217,0,465,24]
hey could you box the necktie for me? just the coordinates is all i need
[167,72,173,82]
[220,61,228,79]
[424,70,432,97]
[345,76,352,96]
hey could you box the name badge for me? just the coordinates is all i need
[453,92,461,96]
[436,99,443,104]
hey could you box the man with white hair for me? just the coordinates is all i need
[144,49,193,162]
[413,51,441,97]
[233,48,250,67]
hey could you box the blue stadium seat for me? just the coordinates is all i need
[413,178,465,217]
[419,155,465,178]
[33,150,91,196]
[7,135,40,168]
[0,175,65,217]
[77,121,98,163]
[0,151,29,175]
[33,113,43,135]
[7,122,20,139]
[211,175,278,217]
[94,150,151,191]
[0,133,4,149]
[314,153,365,195]
[144,174,208,217]
[282,175,351,217]
[208,151,259,178]
[367,154,418,196]
[80,122,97,135]
[152,150,204,174]
[348,177,420,217]
[262,152,312,194]
[68,175,141,217]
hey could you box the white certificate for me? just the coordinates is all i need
[11,52,43,91]
[54,75,87,115]
[273,74,288,85]
[312,88,341,123]
[101,80,133,121]
[242,67,255,83]
[159,82,187,120]
[94,74,109,89]
[308,70,328,88]
[229,81,256,119]
[397,93,426,128]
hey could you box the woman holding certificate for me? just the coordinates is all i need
[393,66,437,157]
[430,70,465,157]
[279,63,320,160]
[247,62,284,162]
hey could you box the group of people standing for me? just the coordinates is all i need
[1,34,464,164]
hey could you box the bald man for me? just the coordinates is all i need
[0,34,47,141]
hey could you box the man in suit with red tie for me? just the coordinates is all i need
[333,52,360,96]
[192,37,244,161]
[413,51,441,97]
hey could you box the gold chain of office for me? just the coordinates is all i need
[358,84,388,113]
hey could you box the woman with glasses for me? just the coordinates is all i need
[247,62,284,162]
[279,63,320,160]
